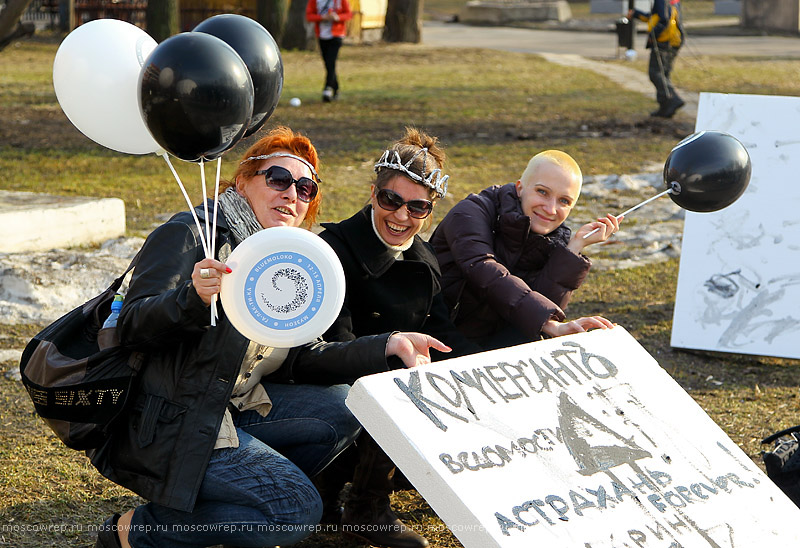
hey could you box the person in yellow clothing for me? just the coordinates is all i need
[630,0,684,118]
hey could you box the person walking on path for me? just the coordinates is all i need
[630,0,685,118]
[306,0,352,102]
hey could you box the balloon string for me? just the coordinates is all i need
[210,158,223,325]
[198,160,217,327]
[583,188,673,239]
[212,158,221,262]
[160,152,211,257]
[200,159,212,259]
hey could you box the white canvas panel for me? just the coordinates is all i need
[671,92,800,359]
[346,327,800,547]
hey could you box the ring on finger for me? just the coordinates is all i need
[200,267,211,279]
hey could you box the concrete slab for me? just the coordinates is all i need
[460,1,571,25]
[715,0,742,16]
[0,190,125,253]
[591,0,649,14]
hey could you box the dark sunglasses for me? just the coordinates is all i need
[255,165,319,203]
[376,188,433,219]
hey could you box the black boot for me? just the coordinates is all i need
[341,435,429,548]
[94,514,121,548]
[312,469,345,525]
[313,440,359,525]
[393,467,415,492]
[661,95,685,118]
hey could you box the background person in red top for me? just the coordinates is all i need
[306,0,352,102]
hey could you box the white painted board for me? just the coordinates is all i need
[671,92,800,359]
[346,327,800,547]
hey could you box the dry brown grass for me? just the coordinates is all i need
[2,16,800,547]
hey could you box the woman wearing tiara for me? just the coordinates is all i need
[316,127,478,548]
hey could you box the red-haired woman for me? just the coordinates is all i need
[90,126,445,548]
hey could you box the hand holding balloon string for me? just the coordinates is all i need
[583,182,680,239]
[192,259,232,306]
[584,131,752,240]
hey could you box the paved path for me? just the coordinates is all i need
[423,21,800,58]
[422,21,800,120]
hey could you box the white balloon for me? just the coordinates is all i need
[53,20,160,155]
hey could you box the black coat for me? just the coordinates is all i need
[430,183,591,343]
[319,206,478,361]
[89,202,391,512]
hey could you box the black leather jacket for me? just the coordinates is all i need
[89,201,390,512]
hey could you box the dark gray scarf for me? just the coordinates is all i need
[217,187,263,245]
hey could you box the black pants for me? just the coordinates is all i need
[319,37,343,93]
[648,41,679,107]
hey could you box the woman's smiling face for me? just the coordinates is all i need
[236,153,312,229]
[515,161,581,235]
[370,175,432,247]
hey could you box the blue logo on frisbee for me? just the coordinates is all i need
[243,252,325,330]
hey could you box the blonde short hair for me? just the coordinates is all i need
[519,150,582,189]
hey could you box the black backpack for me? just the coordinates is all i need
[762,425,800,508]
[19,258,144,450]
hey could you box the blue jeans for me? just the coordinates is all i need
[127,383,360,548]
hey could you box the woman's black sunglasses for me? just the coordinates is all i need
[255,165,319,203]
[376,188,433,219]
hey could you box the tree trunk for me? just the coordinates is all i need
[257,0,288,45]
[59,0,75,32]
[281,0,314,50]
[146,0,179,42]
[382,0,421,43]
[0,0,35,51]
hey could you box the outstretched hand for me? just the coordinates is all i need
[386,332,452,369]
[542,315,615,338]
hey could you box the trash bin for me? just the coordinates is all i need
[616,17,633,50]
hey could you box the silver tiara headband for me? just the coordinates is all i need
[241,152,321,183]
[374,147,449,198]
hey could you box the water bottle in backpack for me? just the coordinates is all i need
[99,294,124,349]
[103,294,124,328]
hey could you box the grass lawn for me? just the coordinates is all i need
[2,20,800,547]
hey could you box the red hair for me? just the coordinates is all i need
[223,126,322,228]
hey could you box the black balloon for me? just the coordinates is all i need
[139,32,254,162]
[663,130,752,212]
[194,14,283,138]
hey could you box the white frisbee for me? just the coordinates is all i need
[220,226,346,347]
